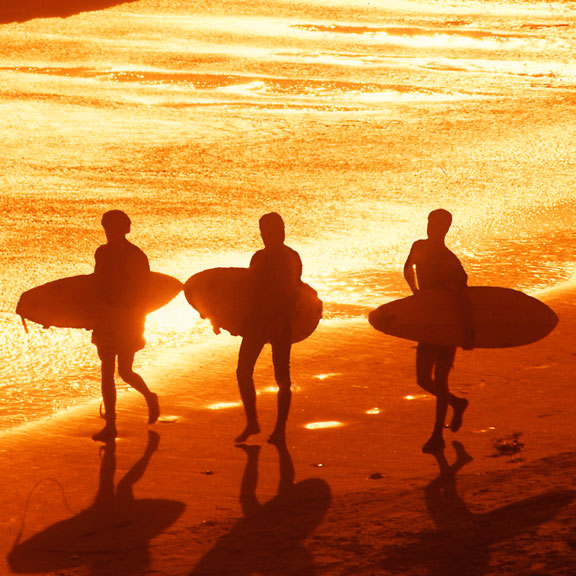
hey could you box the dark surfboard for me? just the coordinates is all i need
[369,287,558,348]
[184,267,322,343]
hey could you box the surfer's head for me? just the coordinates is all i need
[102,210,131,239]
[427,209,452,241]
[259,212,285,247]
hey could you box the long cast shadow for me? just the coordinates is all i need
[190,441,332,575]
[378,442,574,576]
[0,0,139,24]
[8,431,185,576]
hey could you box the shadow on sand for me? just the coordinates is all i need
[7,431,185,576]
[0,0,139,24]
[378,441,574,576]
[190,441,332,575]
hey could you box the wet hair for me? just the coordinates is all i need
[101,210,131,234]
[428,208,452,234]
[259,212,285,245]
[259,211,284,230]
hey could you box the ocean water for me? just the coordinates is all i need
[1,0,575,429]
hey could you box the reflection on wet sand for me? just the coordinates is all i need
[190,441,331,575]
[378,442,574,576]
[8,431,185,576]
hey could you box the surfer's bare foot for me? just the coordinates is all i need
[92,424,117,442]
[235,422,260,443]
[422,435,445,454]
[147,393,160,424]
[450,397,469,433]
[267,428,286,446]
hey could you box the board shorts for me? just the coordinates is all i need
[238,312,292,386]
[91,305,146,352]
[417,341,456,369]
[243,309,293,343]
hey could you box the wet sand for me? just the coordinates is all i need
[0,287,575,575]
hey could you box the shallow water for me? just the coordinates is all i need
[1,0,575,429]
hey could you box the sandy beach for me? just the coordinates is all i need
[1,0,576,574]
[1,286,574,576]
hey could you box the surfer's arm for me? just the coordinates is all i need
[93,246,107,300]
[448,257,468,290]
[131,251,151,311]
[93,246,104,275]
[455,287,474,350]
[295,252,303,285]
[447,258,474,349]
[403,244,419,294]
[248,250,262,272]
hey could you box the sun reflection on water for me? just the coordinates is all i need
[313,373,342,381]
[305,421,344,430]
[2,0,576,434]
[207,401,243,410]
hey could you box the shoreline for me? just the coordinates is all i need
[4,272,574,438]
[1,287,575,574]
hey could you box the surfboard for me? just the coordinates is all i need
[16,272,183,330]
[368,286,558,349]
[184,267,323,343]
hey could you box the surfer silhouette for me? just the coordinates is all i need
[91,210,159,442]
[403,209,471,454]
[235,212,303,445]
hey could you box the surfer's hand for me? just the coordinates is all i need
[210,320,221,335]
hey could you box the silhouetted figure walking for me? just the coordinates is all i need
[404,209,470,453]
[235,213,303,445]
[91,210,159,442]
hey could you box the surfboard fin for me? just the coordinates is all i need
[20,316,28,334]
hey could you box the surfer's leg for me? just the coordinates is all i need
[93,347,118,441]
[117,351,159,424]
[417,344,463,407]
[268,337,292,445]
[423,347,455,453]
[235,335,265,442]
[428,346,468,433]
[450,396,469,433]
[416,343,437,395]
